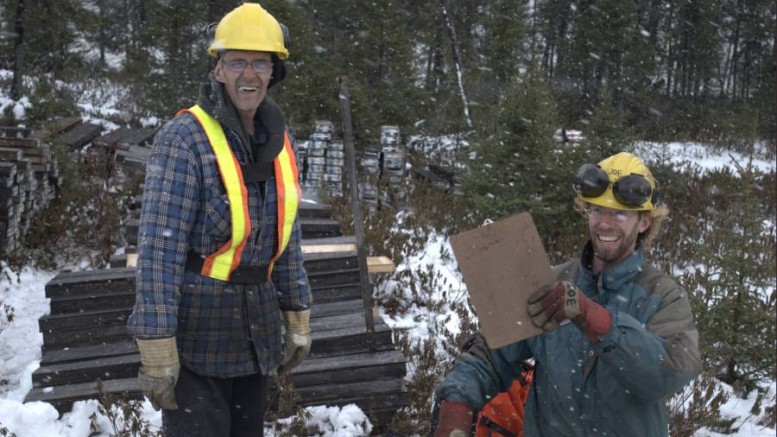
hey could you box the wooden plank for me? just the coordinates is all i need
[289,350,406,387]
[40,302,393,361]
[31,116,83,139]
[0,126,31,138]
[42,324,130,351]
[33,353,140,388]
[297,200,334,219]
[310,299,363,318]
[299,217,343,239]
[307,268,361,288]
[311,283,362,303]
[39,308,131,332]
[0,147,23,161]
[49,290,135,314]
[24,376,141,407]
[0,137,41,150]
[58,122,102,149]
[34,347,405,390]
[310,324,395,356]
[367,256,395,273]
[46,267,136,286]
[40,340,137,366]
[93,127,131,149]
[304,252,359,273]
[118,128,157,148]
[293,377,405,407]
[301,243,357,254]
[94,127,157,151]
[45,298,358,331]
[27,376,408,425]
[301,235,356,246]
[310,311,376,332]
[0,162,16,180]
[45,268,135,298]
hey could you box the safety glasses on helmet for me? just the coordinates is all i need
[574,163,657,208]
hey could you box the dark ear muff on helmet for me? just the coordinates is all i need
[269,55,286,88]
[268,23,291,89]
[651,183,661,207]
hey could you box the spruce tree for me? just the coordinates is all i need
[682,164,776,391]
[459,70,585,256]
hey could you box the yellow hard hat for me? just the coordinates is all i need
[208,3,289,60]
[574,152,659,211]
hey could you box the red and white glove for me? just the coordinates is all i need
[434,400,473,437]
[527,281,612,343]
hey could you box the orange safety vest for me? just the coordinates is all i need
[182,105,301,282]
[475,364,534,437]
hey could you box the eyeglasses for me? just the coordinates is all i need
[574,163,657,208]
[585,205,638,223]
[220,58,273,74]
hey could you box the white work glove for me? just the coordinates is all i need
[136,337,179,410]
[278,309,311,375]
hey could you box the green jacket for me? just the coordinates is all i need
[435,243,701,437]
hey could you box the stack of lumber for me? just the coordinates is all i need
[0,126,31,139]
[0,134,60,254]
[30,116,83,140]
[93,127,157,177]
[26,200,407,430]
[57,121,103,151]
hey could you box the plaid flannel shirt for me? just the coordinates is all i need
[128,89,310,377]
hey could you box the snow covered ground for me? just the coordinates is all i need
[0,145,775,436]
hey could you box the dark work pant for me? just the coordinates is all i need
[163,366,269,437]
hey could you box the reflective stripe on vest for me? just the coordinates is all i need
[184,105,300,281]
[270,133,301,275]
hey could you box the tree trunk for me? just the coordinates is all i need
[440,0,472,129]
[731,25,740,101]
[11,0,26,101]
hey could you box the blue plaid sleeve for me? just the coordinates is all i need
[129,123,201,338]
[271,217,311,311]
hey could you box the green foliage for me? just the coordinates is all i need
[265,376,312,437]
[90,381,162,437]
[372,224,476,435]
[363,128,776,433]
[1,0,773,141]
[578,90,636,160]
[668,372,733,437]
[17,0,88,78]
[23,76,79,128]
[642,149,776,428]
[460,71,586,257]
[677,165,776,389]
[15,144,135,269]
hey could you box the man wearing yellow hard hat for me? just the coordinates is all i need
[434,152,701,436]
[128,3,311,436]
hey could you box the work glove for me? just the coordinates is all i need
[136,337,180,411]
[434,400,473,437]
[277,309,312,376]
[527,281,612,343]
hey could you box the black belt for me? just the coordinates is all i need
[185,252,268,284]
